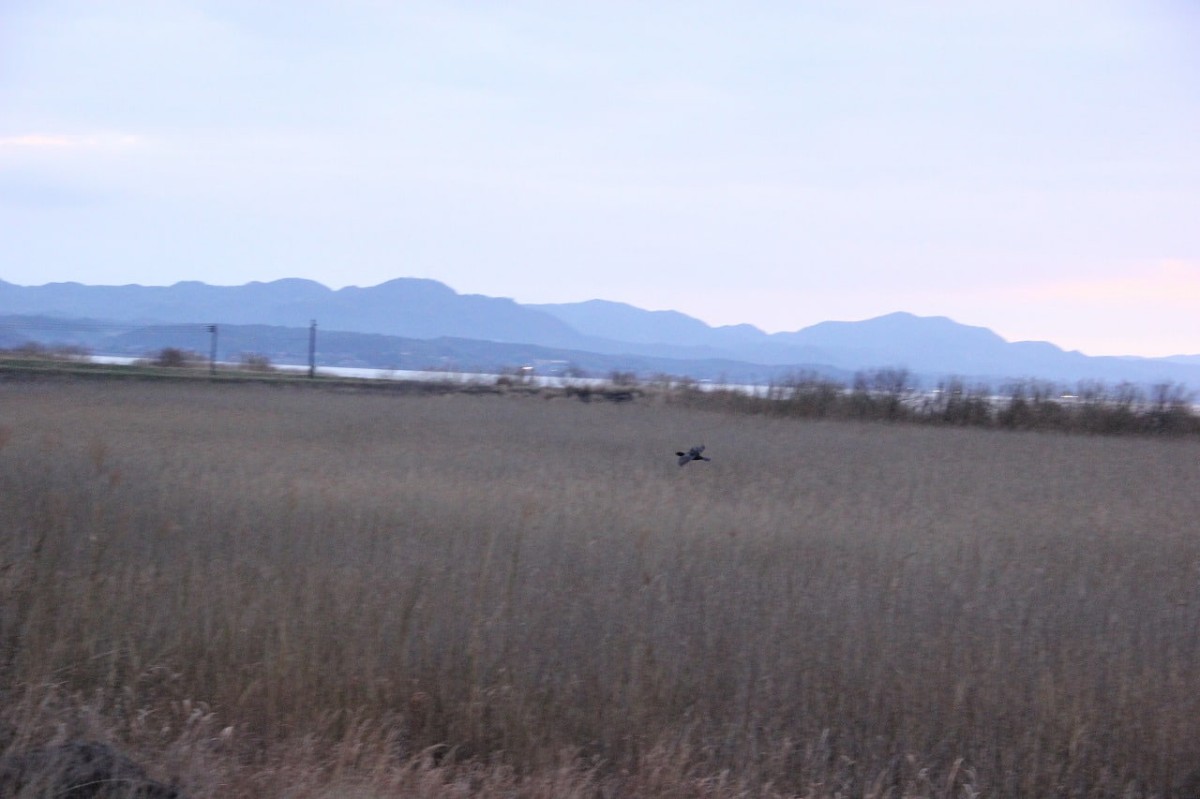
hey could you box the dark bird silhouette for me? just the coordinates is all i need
[676,445,710,466]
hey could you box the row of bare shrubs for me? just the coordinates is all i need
[143,347,277,372]
[5,343,1197,436]
[0,344,279,373]
[0,341,93,360]
[659,369,1200,436]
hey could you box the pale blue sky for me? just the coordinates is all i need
[2,1,1197,355]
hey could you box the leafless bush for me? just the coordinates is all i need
[1,341,93,361]
[147,348,203,369]
[608,370,639,387]
[236,353,275,373]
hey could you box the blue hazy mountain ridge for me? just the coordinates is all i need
[527,301,1197,384]
[772,313,1060,374]
[531,301,1023,366]
[526,299,768,347]
[1,277,1198,386]
[0,277,586,347]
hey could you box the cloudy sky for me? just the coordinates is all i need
[1,2,1197,356]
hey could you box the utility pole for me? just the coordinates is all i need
[308,319,317,378]
[206,324,218,376]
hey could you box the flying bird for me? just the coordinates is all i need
[676,445,710,466]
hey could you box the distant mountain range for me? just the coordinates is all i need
[1,277,1197,388]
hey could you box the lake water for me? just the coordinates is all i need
[90,356,624,389]
[87,355,773,395]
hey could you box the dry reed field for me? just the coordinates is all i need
[1,380,1199,798]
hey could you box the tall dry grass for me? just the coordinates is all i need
[1,381,1198,797]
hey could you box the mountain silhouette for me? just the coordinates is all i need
[0,277,585,346]
[1,277,1197,386]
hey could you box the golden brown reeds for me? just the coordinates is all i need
[1,381,1198,797]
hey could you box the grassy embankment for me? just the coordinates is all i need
[1,381,1198,797]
